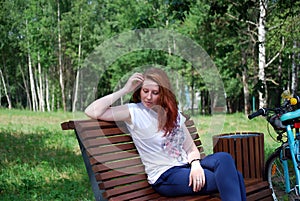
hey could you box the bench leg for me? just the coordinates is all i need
[76,131,106,201]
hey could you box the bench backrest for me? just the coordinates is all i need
[61,117,206,201]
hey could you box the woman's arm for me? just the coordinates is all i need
[85,73,144,121]
[182,125,205,192]
[182,125,201,164]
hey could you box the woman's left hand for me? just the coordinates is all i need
[189,162,205,192]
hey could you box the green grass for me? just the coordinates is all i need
[0,109,93,201]
[0,109,281,200]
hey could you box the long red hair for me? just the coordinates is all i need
[132,68,178,136]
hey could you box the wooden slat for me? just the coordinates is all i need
[246,181,273,201]
[242,137,250,178]
[103,180,150,199]
[259,134,265,178]
[248,136,256,178]
[185,119,194,126]
[130,191,162,201]
[246,180,269,192]
[61,121,74,130]
[247,189,273,201]
[187,126,197,134]
[73,120,128,134]
[82,135,133,148]
[79,129,104,139]
[97,165,145,181]
[190,132,201,140]
[87,143,136,156]
[253,135,262,178]
[110,187,159,201]
[78,127,128,140]
[223,138,229,152]
[92,158,142,173]
[153,195,220,201]
[100,173,147,189]
[130,191,163,201]
[90,150,139,165]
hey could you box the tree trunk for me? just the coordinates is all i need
[19,65,31,109]
[45,74,50,111]
[57,0,66,111]
[28,52,38,111]
[72,8,83,112]
[26,19,38,111]
[0,68,12,109]
[73,70,80,112]
[0,51,12,109]
[276,50,283,106]
[37,52,45,111]
[242,49,250,115]
[258,0,268,108]
[51,85,55,111]
[191,66,195,115]
[291,41,298,96]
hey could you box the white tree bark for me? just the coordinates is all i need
[45,74,50,111]
[37,52,45,111]
[28,52,38,111]
[0,68,12,109]
[291,41,298,95]
[72,8,83,112]
[258,0,268,108]
[51,85,55,111]
[26,19,38,111]
[57,0,66,111]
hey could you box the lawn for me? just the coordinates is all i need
[0,109,93,201]
[0,109,280,200]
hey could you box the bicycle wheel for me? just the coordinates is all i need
[265,149,299,201]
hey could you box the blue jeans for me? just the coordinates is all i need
[151,152,246,201]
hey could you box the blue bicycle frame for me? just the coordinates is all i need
[280,109,300,194]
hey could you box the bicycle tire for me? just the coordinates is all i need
[265,149,299,201]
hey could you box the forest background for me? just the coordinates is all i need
[0,0,299,115]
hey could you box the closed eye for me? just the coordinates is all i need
[152,91,159,95]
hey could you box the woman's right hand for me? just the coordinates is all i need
[85,72,144,121]
[123,73,144,93]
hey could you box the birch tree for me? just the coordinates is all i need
[25,18,38,111]
[258,0,268,108]
[72,4,84,112]
[291,43,298,95]
[0,69,12,109]
[37,52,45,111]
[57,0,66,111]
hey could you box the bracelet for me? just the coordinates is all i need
[189,158,201,165]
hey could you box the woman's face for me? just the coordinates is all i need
[140,78,160,108]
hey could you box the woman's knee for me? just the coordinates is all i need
[213,152,235,165]
[214,152,233,160]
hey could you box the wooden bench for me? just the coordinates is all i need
[61,117,273,201]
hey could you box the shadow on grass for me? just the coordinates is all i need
[0,128,94,201]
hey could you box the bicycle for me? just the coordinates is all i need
[248,91,300,201]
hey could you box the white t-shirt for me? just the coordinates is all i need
[125,102,188,184]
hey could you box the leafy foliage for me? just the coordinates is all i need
[0,0,299,113]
